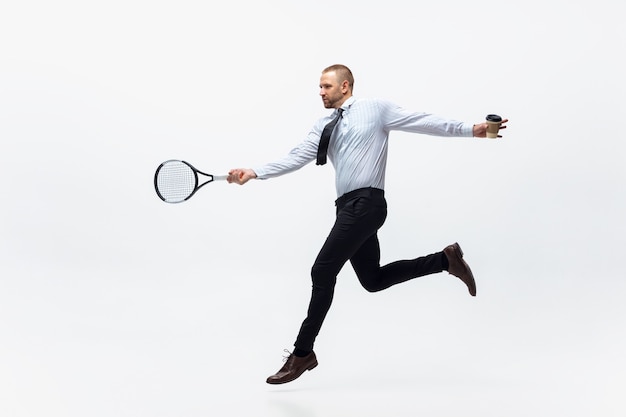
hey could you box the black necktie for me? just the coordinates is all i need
[316,108,344,165]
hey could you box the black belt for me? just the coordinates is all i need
[335,187,385,208]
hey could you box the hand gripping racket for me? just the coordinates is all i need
[154,160,227,203]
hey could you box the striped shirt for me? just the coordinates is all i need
[254,97,474,197]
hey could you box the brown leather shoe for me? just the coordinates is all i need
[266,350,318,385]
[443,242,477,296]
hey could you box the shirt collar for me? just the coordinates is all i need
[340,96,356,111]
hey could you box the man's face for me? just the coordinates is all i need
[319,71,346,109]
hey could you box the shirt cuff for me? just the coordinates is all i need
[463,122,475,137]
[252,167,267,179]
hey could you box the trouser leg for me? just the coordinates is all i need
[294,194,387,352]
[351,237,446,292]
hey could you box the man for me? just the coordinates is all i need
[227,64,508,385]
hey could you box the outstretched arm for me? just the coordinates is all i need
[473,118,509,138]
[227,129,321,186]
[227,168,257,185]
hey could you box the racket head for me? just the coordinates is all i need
[154,160,199,203]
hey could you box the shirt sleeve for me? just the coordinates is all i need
[253,124,324,179]
[378,99,474,137]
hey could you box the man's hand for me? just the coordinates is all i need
[227,168,257,185]
[473,118,509,138]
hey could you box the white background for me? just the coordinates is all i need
[1,1,625,416]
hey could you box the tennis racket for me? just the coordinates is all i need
[154,160,227,203]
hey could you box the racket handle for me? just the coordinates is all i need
[212,175,228,181]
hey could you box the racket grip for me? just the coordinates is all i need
[212,175,228,181]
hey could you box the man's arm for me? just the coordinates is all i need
[379,99,508,138]
[227,138,317,186]
[227,121,326,186]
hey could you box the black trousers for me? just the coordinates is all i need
[294,187,447,352]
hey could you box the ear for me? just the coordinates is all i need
[341,80,350,94]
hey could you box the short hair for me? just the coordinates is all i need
[322,64,354,90]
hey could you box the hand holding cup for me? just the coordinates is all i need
[486,114,504,138]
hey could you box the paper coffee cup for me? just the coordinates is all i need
[486,114,502,138]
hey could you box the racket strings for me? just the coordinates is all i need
[156,161,196,203]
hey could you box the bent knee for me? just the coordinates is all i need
[360,280,385,293]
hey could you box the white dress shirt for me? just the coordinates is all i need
[254,96,474,197]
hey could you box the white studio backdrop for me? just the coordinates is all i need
[1,1,625,416]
